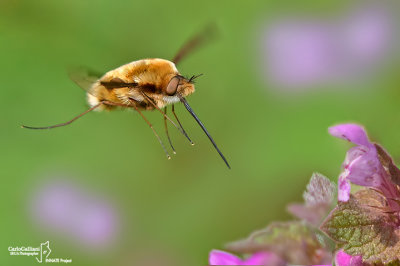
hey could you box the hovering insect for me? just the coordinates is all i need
[22,25,230,169]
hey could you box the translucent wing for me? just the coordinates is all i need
[68,66,103,94]
[172,23,219,65]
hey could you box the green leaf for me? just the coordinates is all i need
[226,221,332,265]
[320,189,400,264]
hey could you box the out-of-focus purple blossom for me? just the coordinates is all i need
[262,20,336,90]
[261,2,397,91]
[341,5,394,68]
[335,250,363,266]
[30,179,119,248]
[209,250,284,266]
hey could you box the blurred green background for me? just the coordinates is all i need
[1,0,400,265]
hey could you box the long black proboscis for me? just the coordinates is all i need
[179,96,230,169]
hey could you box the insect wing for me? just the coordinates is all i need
[68,66,102,95]
[172,23,219,65]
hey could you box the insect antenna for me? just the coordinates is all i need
[140,91,194,145]
[172,23,218,65]
[188,74,203,83]
[164,107,176,154]
[21,103,102,130]
[178,94,230,169]
[172,104,194,145]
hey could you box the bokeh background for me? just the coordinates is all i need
[1,0,400,265]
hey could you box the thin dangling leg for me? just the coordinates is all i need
[164,107,176,154]
[21,103,102,129]
[172,104,194,145]
[101,100,172,159]
[131,104,170,159]
[140,91,193,145]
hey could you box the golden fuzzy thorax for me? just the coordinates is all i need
[87,58,195,110]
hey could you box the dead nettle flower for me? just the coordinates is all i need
[335,249,363,266]
[209,250,283,266]
[29,178,119,249]
[321,123,400,265]
[260,2,397,91]
[209,173,336,266]
[328,123,400,209]
[208,124,400,265]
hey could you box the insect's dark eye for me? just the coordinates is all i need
[166,76,180,95]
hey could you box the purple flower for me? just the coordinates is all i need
[328,124,371,146]
[329,124,383,202]
[335,250,363,266]
[337,176,351,202]
[30,179,119,248]
[260,2,397,91]
[209,250,283,266]
[262,20,336,90]
[341,5,394,68]
[329,123,400,210]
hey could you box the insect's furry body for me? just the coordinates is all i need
[88,58,195,111]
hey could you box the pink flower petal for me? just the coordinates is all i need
[330,124,384,195]
[209,250,243,265]
[338,175,351,202]
[242,252,281,265]
[335,250,363,266]
[343,146,382,188]
[209,250,282,266]
[331,123,400,213]
[328,124,371,147]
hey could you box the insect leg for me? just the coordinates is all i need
[101,100,171,159]
[164,107,176,154]
[21,103,102,130]
[132,103,171,159]
[140,91,193,145]
[172,104,194,145]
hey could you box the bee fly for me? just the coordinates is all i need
[22,25,230,169]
